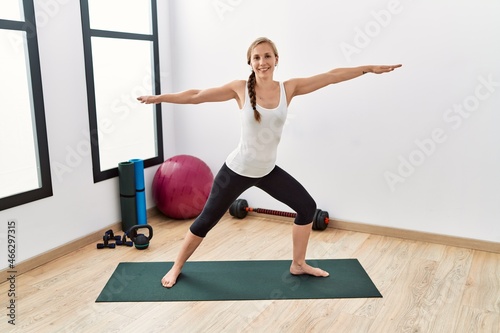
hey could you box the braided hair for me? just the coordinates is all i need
[247,71,259,122]
[246,37,279,122]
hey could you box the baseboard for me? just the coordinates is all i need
[328,218,500,254]
[0,208,161,281]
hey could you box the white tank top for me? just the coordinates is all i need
[226,81,288,177]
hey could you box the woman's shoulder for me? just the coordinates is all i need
[231,79,246,86]
[229,79,247,94]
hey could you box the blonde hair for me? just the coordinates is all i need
[246,37,279,122]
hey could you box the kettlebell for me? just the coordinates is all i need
[127,224,153,250]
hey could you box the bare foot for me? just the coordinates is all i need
[290,261,329,277]
[161,267,181,288]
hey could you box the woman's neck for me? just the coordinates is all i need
[255,76,276,88]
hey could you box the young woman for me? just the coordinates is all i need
[138,37,401,288]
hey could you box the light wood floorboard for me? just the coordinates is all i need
[1,214,499,333]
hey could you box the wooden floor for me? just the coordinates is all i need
[1,213,499,333]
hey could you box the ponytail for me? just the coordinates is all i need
[247,71,261,122]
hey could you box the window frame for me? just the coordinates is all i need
[0,0,53,211]
[80,0,164,183]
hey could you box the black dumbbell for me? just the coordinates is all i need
[229,199,249,219]
[229,198,330,231]
[96,229,117,249]
[116,233,133,247]
[312,209,329,231]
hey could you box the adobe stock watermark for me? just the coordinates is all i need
[384,74,499,192]
[212,0,244,21]
[52,66,165,182]
[339,0,403,63]
[8,0,70,53]
[5,219,18,326]
[94,266,135,302]
[34,0,70,28]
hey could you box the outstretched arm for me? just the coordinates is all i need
[137,80,244,105]
[285,64,402,103]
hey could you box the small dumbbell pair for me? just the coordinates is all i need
[115,233,133,247]
[96,229,133,249]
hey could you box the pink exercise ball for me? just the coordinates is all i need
[152,155,214,219]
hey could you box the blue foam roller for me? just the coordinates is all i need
[135,190,147,225]
[130,158,147,225]
[129,159,145,190]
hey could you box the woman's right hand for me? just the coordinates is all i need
[137,95,157,104]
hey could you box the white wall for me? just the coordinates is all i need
[167,0,500,242]
[0,0,175,270]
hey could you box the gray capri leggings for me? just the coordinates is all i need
[190,163,316,237]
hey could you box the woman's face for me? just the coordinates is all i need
[250,42,278,79]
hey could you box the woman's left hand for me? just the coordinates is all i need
[370,64,402,74]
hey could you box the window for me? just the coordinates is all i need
[80,0,163,182]
[0,0,53,210]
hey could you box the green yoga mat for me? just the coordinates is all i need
[96,259,381,302]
